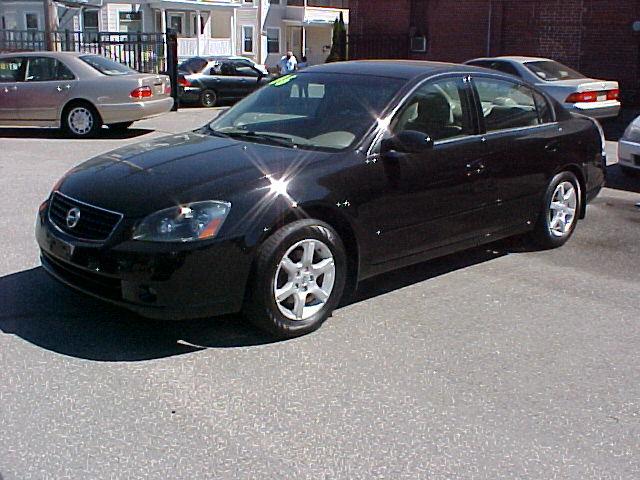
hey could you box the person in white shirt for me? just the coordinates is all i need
[279,51,298,75]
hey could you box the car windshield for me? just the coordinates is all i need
[525,60,585,81]
[80,55,137,75]
[208,72,404,151]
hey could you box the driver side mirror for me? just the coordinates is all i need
[381,130,434,154]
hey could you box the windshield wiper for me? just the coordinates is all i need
[220,129,299,148]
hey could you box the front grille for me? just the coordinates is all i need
[42,251,123,301]
[48,192,122,241]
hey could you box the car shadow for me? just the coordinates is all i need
[0,237,529,362]
[606,164,640,194]
[0,127,153,140]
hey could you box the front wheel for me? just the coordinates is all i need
[530,171,581,249]
[244,219,347,338]
[63,104,101,138]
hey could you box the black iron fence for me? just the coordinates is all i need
[0,29,166,74]
[347,34,410,60]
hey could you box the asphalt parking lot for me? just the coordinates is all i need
[0,109,638,479]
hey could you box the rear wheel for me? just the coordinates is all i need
[244,219,347,338]
[200,89,217,108]
[530,171,581,249]
[62,103,101,138]
[108,121,134,131]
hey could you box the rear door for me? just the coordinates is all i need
[18,56,77,122]
[0,56,25,121]
[470,75,559,230]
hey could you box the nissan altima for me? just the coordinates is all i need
[36,61,606,338]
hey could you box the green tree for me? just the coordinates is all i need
[326,12,347,63]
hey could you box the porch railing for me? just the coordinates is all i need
[0,29,166,74]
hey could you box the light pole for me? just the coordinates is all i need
[42,0,55,50]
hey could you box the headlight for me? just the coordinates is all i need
[133,201,231,242]
[622,121,640,143]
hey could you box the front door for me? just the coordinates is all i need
[0,56,25,121]
[352,76,494,266]
[18,56,77,122]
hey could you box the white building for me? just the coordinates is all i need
[0,0,349,67]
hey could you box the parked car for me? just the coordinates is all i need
[177,55,272,107]
[465,56,620,119]
[37,61,606,338]
[0,52,173,137]
[618,115,640,175]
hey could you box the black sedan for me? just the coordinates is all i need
[36,61,606,338]
[177,56,271,107]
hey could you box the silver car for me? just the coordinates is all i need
[465,56,620,120]
[618,116,640,175]
[0,51,173,137]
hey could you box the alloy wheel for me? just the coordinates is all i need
[273,239,336,321]
[548,181,577,237]
[68,107,94,136]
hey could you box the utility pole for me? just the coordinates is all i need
[42,0,55,50]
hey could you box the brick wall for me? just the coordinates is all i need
[349,0,640,103]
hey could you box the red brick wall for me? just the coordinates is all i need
[349,0,640,103]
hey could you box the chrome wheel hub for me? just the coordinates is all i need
[68,107,93,135]
[548,181,577,237]
[274,239,336,321]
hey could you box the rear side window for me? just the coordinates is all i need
[0,57,24,82]
[489,61,520,77]
[25,57,75,81]
[474,78,541,132]
[179,57,207,74]
[533,91,554,123]
[80,55,136,75]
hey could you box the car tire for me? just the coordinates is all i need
[108,121,134,131]
[530,171,581,249]
[200,89,218,108]
[62,103,102,138]
[244,219,347,338]
[620,165,639,176]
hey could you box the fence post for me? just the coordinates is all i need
[166,29,179,112]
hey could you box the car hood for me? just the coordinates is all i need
[57,132,322,217]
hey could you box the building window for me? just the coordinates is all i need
[118,11,142,33]
[25,13,39,31]
[168,13,184,35]
[266,28,280,54]
[269,0,281,4]
[83,10,99,42]
[242,25,254,53]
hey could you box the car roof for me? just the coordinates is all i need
[302,60,486,80]
[469,56,551,64]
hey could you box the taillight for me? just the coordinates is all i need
[178,77,191,87]
[607,89,620,101]
[130,86,152,99]
[566,91,598,103]
[164,84,172,95]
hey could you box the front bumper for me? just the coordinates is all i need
[564,101,621,120]
[36,206,252,320]
[618,139,640,170]
[97,97,174,125]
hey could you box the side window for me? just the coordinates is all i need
[474,78,540,132]
[491,61,521,77]
[25,57,74,82]
[219,62,236,76]
[533,91,554,124]
[234,62,260,77]
[393,78,470,141]
[0,57,24,82]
